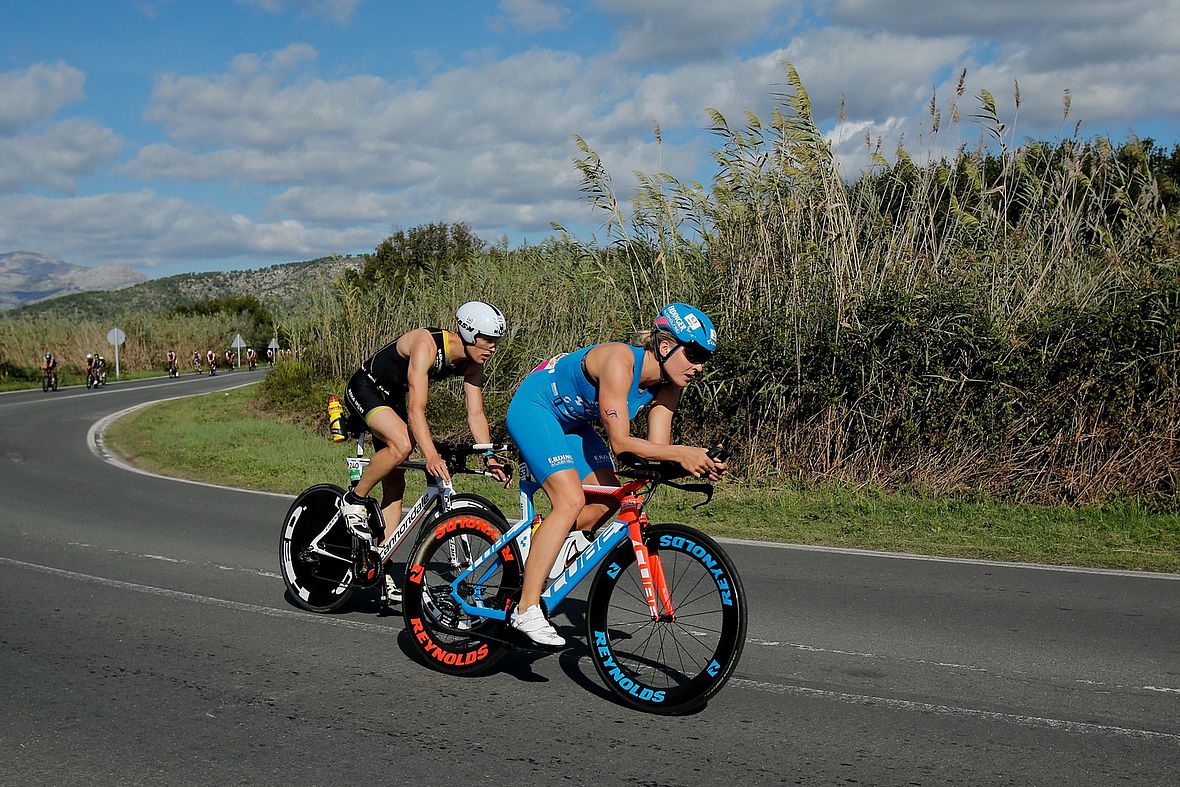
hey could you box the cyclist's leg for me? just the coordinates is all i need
[355,406,412,502]
[568,426,621,532]
[506,390,587,613]
[523,468,585,607]
[340,373,411,539]
[377,466,407,544]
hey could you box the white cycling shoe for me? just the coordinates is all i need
[338,498,372,539]
[383,574,402,604]
[510,605,566,648]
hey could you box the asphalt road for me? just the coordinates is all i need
[1,371,1177,785]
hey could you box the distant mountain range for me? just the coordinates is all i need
[2,252,361,319]
[0,252,147,310]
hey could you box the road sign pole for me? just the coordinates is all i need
[231,333,247,369]
[107,327,126,379]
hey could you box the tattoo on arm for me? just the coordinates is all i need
[606,409,619,419]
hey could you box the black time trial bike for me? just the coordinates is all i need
[279,414,509,613]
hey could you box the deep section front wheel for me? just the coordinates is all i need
[586,523,747,715]
[402,512,521,676]
[279,483,357,612]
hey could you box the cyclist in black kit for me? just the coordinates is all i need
[339,301,510,601]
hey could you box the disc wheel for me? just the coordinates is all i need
[402,511,521,676]
[586,523,747,715]
[279,484,357,612]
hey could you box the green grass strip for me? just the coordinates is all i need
[103,385,1180,573]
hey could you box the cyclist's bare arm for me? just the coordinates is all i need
[594,345,722,479]
[646,386,680,444]
[463,374,509,482]
[402,329,445,479]
[462,370,493,443]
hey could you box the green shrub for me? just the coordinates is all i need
[254,358,339,434]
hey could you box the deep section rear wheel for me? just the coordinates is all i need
[279,483,357,612]
[586,523,746,715]
[402,512,521,676]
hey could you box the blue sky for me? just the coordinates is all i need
[2,0,1177,277]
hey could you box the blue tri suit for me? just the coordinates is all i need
[506,343,658,483]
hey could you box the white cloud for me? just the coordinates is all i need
[0,191,375,268]
[0,62,86,135]
[598,0,796,65]
[495,0,572,33]
[126,43,712,237]
[142,44,387,149]
[952,51,1180,132]
[825,0,1164,39]
[14,3,1178,273]
[0,119,123,193]
[235,0,361,24]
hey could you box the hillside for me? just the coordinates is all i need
[7,255,361,320]
[0,252,147,309]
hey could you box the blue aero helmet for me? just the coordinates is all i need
[653,303,717,365]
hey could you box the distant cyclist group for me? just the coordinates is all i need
[335,299,724,648]
[34,344,271,391]
[36,351,106,390]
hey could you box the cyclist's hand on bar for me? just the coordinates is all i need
[486,458,511,487]
[679,446,726,481]
[425,451,452,483]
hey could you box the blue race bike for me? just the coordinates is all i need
[401,452,747,715]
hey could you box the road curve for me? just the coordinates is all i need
[1,372,1177,786]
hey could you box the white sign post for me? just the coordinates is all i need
[231,333,247,367]
[106,327,126,378]
[268,337,279,365]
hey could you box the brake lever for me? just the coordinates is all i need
[666,480,715,508]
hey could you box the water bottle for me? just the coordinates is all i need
[327,395,347,443]
[547,530,592,580]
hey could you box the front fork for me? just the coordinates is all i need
[627,519,675,622]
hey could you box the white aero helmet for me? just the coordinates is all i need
[455,301,506,344]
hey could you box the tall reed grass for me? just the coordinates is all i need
[294,64,1177,507]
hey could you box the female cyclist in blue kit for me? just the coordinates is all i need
[504,303,727,646]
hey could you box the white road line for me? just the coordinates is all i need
[85,381,292,500]
[728,678,1180,744]
[0,371,262,403]
[3,553,1176,743]
[64,540,281,579]
[0,555,390,636]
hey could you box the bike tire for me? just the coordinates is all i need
[448,492,509,526]
[42,377,49,392]
[279,484,357,613]
[586,523,747,715]
[402,511,521,676]
[401,492,510,559]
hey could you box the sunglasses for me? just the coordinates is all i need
[680,343,713,365]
